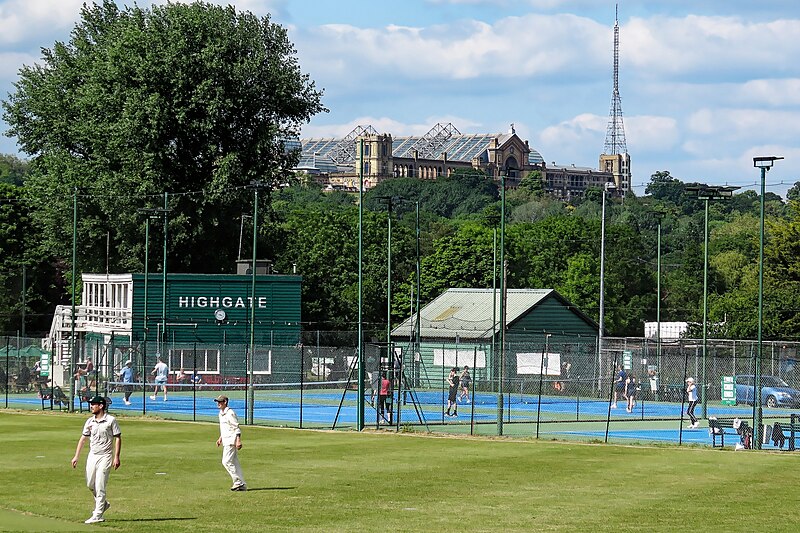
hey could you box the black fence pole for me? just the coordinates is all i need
[192,343,197,422]
[299,344,304,429]
[470,347,477,436]
[536,341,546,439]
[441,347,445,424]
[604,353,619,443]
[4,337,9,408]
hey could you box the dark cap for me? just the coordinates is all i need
[214,395,229,403]
[89,395,106,405]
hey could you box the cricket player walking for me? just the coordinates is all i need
[71,395,122,524]
[215,394,247,491]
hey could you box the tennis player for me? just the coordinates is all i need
[71,395,122,524]
[215,395,247,491]
[150,356,169,401]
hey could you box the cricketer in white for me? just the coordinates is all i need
[215,395,247,491]
[71,395,122,524]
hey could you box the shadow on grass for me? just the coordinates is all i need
[113,517,197,522]
[243,487,296,491]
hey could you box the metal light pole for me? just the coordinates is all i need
[414,200,421,386]
[376,195,402,390]
[598,182,616,393]
[492,226,497,389]
[656,214,662,401]
[497,167,510,435]
[143,214,151,410]
[357,139,365,430]
[161,193,169,356]
[69,188,78,412]
[247,181,267,425]
[686,185,739,418]
[138,207,170,410]
[753,156,783,448]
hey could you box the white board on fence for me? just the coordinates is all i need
[433,348,486,368]
[516,352,561,375]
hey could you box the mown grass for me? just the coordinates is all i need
[1,410,798,532]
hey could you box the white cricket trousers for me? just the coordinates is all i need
[221,445,245,487]
[86,452,112,516]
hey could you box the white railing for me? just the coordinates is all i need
[46,304,133,360]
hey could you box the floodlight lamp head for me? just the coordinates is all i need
[604,181,617,191]
[753,156,783,170]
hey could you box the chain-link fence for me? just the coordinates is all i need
[4,334,800,447]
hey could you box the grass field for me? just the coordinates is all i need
[1,410,799,532]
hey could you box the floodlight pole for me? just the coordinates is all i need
[69,188,78,412]
[415,200,421,383]
[497,169,507,435]
[701,198,710,418]
[143,215,150,411]
[357,140,365,430]
[161,192,169,357]
[753,156,783,449]
[686,184,741,419]
[248,180,267,425]
[598,182,615,393]
[138,206,171,412]
[656,213,662,402]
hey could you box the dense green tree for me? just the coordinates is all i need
[3,0,324,284]
[0,183,62,334]
[645,171,684,204]
[787,182,800,203]
[0,154,29,186]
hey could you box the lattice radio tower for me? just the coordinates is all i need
[603,5,627,155]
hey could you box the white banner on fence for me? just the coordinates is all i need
[516,352,561,375]
[433,348,486,369]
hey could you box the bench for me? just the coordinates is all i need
[771,415,800,451]
[37,383,70,410]
[708,417,752,448]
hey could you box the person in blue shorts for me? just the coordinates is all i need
[625,374,637,412]
[150,356,169,401]
[118,360,135,406]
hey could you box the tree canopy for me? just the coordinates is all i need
[2,0,324,278]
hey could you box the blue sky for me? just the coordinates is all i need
[0,0,798,196]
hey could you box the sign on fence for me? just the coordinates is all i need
[39,353,50,377]
[721,376,736,405]
[622,350,632,370]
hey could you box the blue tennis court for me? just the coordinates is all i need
[7,387,795,450]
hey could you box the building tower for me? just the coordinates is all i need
[600,5,631,193]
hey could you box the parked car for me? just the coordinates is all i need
[734,375,800,408]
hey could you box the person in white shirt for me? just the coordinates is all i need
[685,377,700,429]
[71,395,122,524]
[150,356,169,401]
[215,395,246,491]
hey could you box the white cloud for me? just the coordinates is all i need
[625,115,680,154]
[296,13,607,83]
[0,50,38,80]
[736,79,800,106]
[624,15,800,81]
[687,108,800,145]
[0,0,84,44]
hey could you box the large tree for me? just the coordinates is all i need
[3,0,324,281]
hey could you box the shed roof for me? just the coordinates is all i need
[391,288,596,341]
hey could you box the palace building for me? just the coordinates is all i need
[297,122,631,199]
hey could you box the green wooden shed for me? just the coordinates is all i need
[391,288,598,386]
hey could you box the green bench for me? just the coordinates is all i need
[708,417,751,448]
